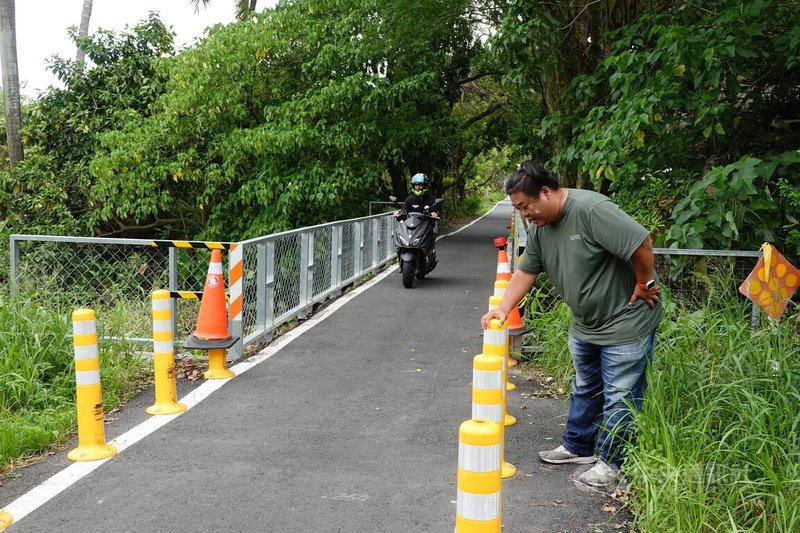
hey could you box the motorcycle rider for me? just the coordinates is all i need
[394,173,440,220]
[393,172,440,271]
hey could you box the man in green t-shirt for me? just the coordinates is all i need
[481,160,663,491]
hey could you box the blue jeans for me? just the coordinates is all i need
[562,331,656,466]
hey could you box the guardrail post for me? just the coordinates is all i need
[9,235,19,299]
[299,232,312,319]
[354,221,363,279]
[331,225,342,295]
[264,240,276,336]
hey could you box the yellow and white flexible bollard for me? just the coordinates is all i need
[472,354,516,479]
[0,510,12,531]
[67,309,117,462]
[147,291,187,415]
[455,419,502,532]
[483,318,517,399]
[492,281,517,368]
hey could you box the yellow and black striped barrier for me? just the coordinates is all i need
[149,240,232,250]
[169,291,229,301]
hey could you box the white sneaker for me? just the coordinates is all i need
[577,460,620,488]
[538,444,597,464]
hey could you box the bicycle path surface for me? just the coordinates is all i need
[1,201,628,533]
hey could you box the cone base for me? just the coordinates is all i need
[184,334,238,350]
[204,368,235,380]
[501,461,517,478]
[504,413,517,426]
[146,402,187,415]
[506,381,516,391]
[507,356,518,368]
[0,511,13,530]
[67,444,117,462]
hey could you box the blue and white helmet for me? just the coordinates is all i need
[410,173,429,196]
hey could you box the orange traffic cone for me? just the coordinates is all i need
[494,237,512,281]
[508,304,529,337]
[184,249,238,379]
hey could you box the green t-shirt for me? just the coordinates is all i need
[517,189,663,345]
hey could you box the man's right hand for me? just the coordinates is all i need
[480,309,507,329]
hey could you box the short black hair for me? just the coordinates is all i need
[505,160,560,198]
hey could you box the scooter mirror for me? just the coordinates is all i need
[435,198,443,204]
[389,195,398,203]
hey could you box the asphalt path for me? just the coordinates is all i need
[1,201,628,532]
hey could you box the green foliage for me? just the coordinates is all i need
[547,0,800,254]
[0,13,174,238]
[666,151,800,253]
[629,309,800,531]
[0,297,150,471]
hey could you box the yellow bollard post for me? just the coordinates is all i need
[483,319,516,425]
[67,309,117,462]
[472,354,516,479]
[205,348,235,379]
[455,419,502,532]
[0,511,12,531]
[147,291,187,415]
[492,280,518,368]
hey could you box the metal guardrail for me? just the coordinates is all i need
[10,212,396,359]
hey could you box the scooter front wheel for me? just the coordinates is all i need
[401,260,416,288]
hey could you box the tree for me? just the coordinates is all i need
[491,0,664,186]
[76,0,93,63]
[190,0,258,21]
[0,0,23,167]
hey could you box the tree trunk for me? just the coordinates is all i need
[0,0,23,168]
[387,161,407,200]
[538,0,645,188]
[76,0,93,63]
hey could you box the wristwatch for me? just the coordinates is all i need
[637,279,656,291]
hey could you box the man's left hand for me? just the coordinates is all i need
[629,284,661,309]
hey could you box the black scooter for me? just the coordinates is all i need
[389,196,443,288]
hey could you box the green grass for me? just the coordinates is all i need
[520,283,800,532]
[0,297,151,472]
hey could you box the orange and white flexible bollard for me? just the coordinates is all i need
[491,280,518,368]
[147,291,187,415]
[482,319,516,425]
[0,511,12,531]
[472,354,516,479]
[455,419,502,532]
[67,309,117,462]
[493,237,512,282]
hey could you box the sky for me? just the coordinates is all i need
[14,1,271,99]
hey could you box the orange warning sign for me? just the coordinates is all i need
[739,243,799,321]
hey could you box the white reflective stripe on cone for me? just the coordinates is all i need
[72,320,96,335]
[483,329,506,346]
[472,403,503,423]
[73,344,98,361]
[459,442,501,472]
[493,288,506,296]
[456,490,500,521]
[153,341,173,354]
[208,262,223,275]
[153,319,172,332]
[75,370,101,386]
[473,370,503,390]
